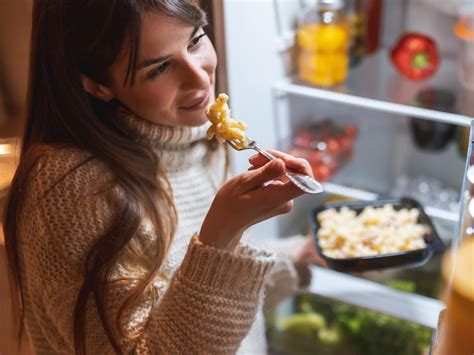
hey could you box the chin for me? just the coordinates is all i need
[181,112,209,127]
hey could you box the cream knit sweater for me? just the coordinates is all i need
[17,107,307,354]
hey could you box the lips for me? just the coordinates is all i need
[180,91,211,111]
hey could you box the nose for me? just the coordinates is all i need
[181,57,210,91]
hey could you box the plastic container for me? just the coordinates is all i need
[455,8,474,89]
[310,198,444,272]
[409,88,456,151]
[297,0,350,87]
[286,120,357,182]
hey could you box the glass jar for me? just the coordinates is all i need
[297,0,350,87]
[455,7,474,90]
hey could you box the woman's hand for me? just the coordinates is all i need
[199,150,310,251]
[247,149,314,181]
[292,235,327,268]
[248,150,326,269]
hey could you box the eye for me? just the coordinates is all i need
[189,32,206,49]
[147,62,170,79]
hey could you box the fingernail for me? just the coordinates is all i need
[249,154,259,161]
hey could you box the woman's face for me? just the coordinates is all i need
[107,12,217,127]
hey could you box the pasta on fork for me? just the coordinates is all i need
[205,93,248,148]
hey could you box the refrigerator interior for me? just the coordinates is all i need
[219,0,472,335]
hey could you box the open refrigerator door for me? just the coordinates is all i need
[216,0,474,353]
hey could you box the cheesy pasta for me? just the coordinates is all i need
[317,204,428,259]
[205,93,248,148]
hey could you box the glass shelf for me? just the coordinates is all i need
[273,50,473,126]
[276,114,465,226]
[306,267,444,329]
[266,292,436,355]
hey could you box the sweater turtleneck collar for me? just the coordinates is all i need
[114,103,210,147]
[113,103,216,173]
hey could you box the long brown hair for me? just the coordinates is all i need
[3,0,207,353]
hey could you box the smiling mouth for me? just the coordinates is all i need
[180,91,211,111]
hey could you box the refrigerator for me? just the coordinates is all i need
[210,0,474,353]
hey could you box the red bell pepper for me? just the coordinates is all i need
[390,33,440,81]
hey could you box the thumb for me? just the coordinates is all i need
[239,159,285,192]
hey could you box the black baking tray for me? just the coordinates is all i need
[311,197,444,272]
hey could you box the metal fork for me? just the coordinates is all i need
[227,136,324,194]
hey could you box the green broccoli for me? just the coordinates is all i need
[280,313,326,339]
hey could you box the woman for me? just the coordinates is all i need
[4,0,319,353]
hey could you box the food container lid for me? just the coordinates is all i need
[455,14,474,41]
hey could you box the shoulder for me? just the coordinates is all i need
[26,144,114,202]
[18,145,118,247]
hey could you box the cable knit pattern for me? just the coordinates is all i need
[17,107,302,354]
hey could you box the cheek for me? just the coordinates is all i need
[196,38,217,78]
[205,43,218,76]
[117,82,176,117]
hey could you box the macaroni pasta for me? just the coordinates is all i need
[317,204,428,258]
[206,93,248,148]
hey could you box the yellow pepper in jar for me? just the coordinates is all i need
[297,23,349,87]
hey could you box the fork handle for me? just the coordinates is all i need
[252,145,323,194]
[253,145,294,177]
[253,145,323,194]
[253,145,276,162]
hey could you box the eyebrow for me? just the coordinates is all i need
[137,27,201,70]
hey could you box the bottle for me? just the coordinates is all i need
[365,0,382,54]
[297,0,350,87]
[346,0,367,67]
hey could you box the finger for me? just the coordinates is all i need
[252,176,304,205]
[247,165,289,182]
[272,200,294,216]
[249,153,313,178]
[249,153,270,165]
[284,158,314,178]
[239,158,286,192]
[312,254,327,267]
[248,149,295,165]
[265,149,298,160]
[265,150,312,174]
[265,180,285,186]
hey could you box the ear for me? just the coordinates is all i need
[80,75,114,102]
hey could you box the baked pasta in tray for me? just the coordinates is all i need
[311,198,444,271]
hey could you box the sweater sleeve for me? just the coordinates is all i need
[251,235,312,307]
[18,150,275,354]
